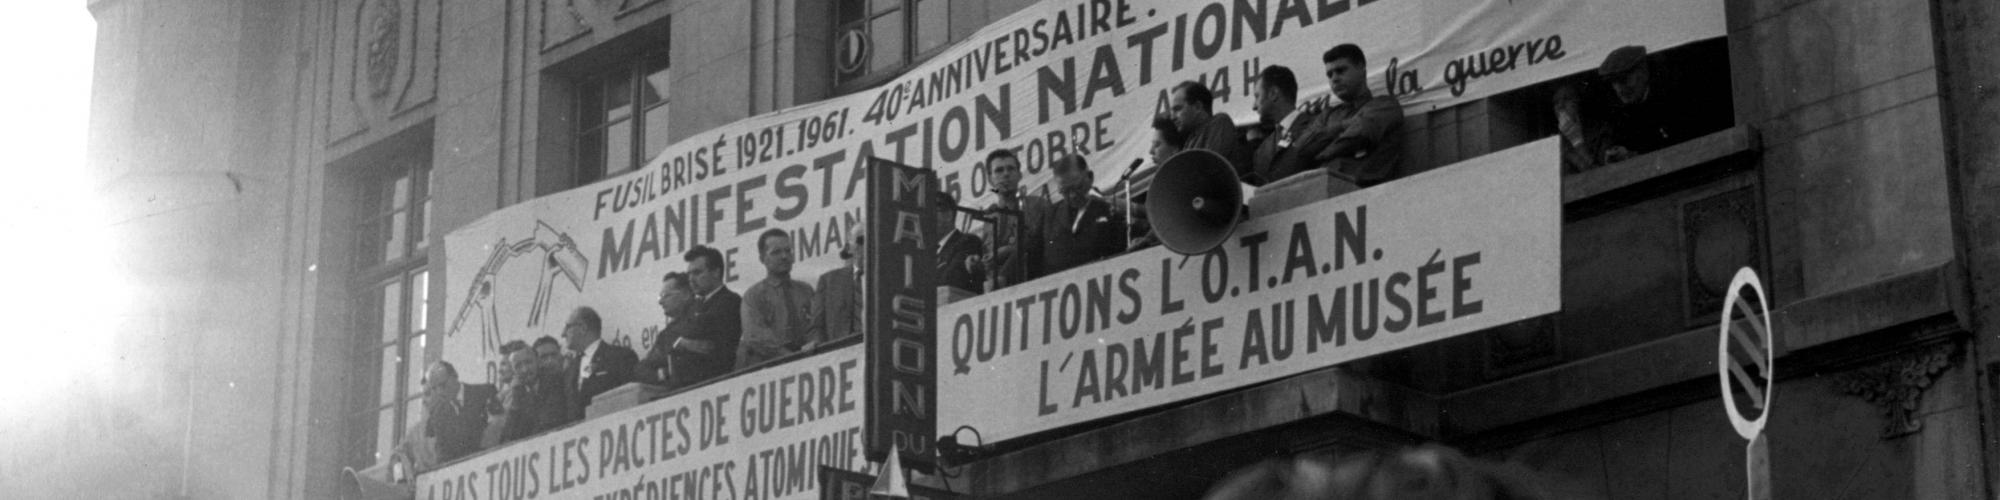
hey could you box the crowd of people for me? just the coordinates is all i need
[407,233,870,465]
[964,43,1412,288]
[401,41,1721,469]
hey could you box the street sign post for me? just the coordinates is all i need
[1718,267,1774,500]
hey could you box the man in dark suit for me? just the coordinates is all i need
[809,233,865,344]
[1040,154,1128,274]
[561,306,637,421]
[668,245,743,389]
[496,347,548,443]
[528,336,575,429]
[1249,65,1340,185]
[936,191,987,294]
[1172,80,1253,174]
[639,271,695,385]
[422,361,499,462]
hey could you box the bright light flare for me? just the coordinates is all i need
[0,4,119,418]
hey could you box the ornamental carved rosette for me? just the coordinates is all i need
[1834,343,1957,439]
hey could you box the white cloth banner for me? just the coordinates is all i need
[414,345,867,500]
[937,139,1563,444]
[440,0,1720,383]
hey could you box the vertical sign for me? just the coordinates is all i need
[864,157,938,472]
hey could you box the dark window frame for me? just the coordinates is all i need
[343,157,434,469]
[575,53,672,185]
[833,0,951,92]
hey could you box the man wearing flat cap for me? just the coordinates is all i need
[1596,45,1714,163]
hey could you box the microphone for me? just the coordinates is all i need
[1116,158,1145,244]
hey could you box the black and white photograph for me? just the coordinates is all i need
[4,0,1998,498]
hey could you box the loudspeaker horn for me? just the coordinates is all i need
[339,465,414,500]
[1146,149,1245,255]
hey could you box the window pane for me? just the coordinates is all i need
[374,406,398,465]
[605,76,633,123]
[871,13,905,73]
[643,105,671,163]
[915,0,948,55]
[405,334,427,401]
[606,120,634,176]
[378,346,400,407]
[410,270,429,333]
[391,175,410,210]
[871,0,900,15]
[384,210,407,261]
[413,170,431,250]
[379,280,403,343]
[641,62,670,107]
[415,198,431,251]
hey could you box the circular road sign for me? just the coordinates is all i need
[1717,267,1775,440]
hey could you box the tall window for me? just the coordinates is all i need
[346,160,433,468]
[577,54,671,185]
[834,0,949,88]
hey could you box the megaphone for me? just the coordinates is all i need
[1146,149,1245,254]
[339,456,415,500]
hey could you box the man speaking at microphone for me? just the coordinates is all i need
[1039,154,1127,275]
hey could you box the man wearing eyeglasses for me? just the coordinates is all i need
[561,306,637,421]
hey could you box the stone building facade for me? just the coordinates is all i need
[66,0,2000,498]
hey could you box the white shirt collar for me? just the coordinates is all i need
[1279,108,1306,132]
[576,339,603,378]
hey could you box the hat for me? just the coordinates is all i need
[1598,45,1648,77]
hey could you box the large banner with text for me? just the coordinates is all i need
[413,345,867,500]
[936,139,1562,444]
[441,0,1718,384]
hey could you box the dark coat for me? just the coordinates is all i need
[426,383,499,462]
[1250,108,1336,184]
[1041,195,1127,274]
[670,287,743,387]
[937,231,987,293]
[498,380,561,442]
[572,341,638,419]
[809,267,863,343]
[639,319,694,384]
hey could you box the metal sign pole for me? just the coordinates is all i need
[1719,267,1775,500]
[1746,433,1770,500]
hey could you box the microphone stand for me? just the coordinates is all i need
[1114,158,1144,246]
